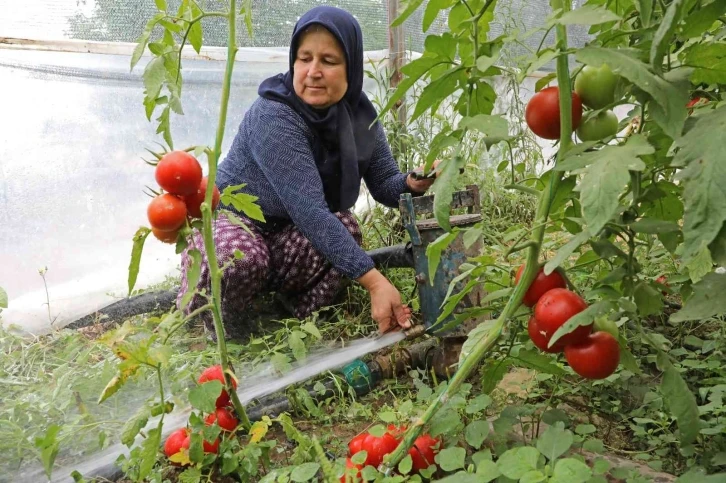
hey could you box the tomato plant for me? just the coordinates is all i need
[533,288,591,350]
[515,264,567,307]
[198,365,238,408]
[564,331,621,380]
[576,110,619,142]
[525,86,583,140]
[184,176,220,218]
[147,193,187,232]
[573,64,618,109]
[155,150,203,196]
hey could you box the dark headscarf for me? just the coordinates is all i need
[258,6,378,212]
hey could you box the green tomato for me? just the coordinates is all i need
[576,110,619,142]
[574,64,618,109]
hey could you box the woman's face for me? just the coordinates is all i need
[293,28,348,109]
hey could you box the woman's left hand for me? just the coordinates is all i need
[406,159,441,194]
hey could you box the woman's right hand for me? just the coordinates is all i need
[356,269,412,333]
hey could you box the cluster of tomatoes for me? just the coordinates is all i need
[341,426,440,481]
[147,151,220,244]
[515,264,621,380]
[525,64,620,142]
[163,365,239,463]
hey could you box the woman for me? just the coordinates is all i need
[177,6,435,340]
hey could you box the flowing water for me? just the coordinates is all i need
[30,331,406,483]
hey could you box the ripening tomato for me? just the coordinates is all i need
[184,177,221,218]
[564,331,621,379]
[151,226,179,244]
[525,86,583,140]
[408,434,440,472]
[528,316,562,353]
[155,150,203,196]
[576,110,619,142]
[386,424,406,440]
[164,428,190,460]
[205,407,239,432]
[147,194,187,232]
[533,288,591,350]
[515,264,567,307]
[203,436,220,453]
[340,457,362,482]
[574,64,618,109]
[347,430,399,468]
[198,365,238,408]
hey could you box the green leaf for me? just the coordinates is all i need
[189,380,223,414]
[481,359,511,394]
[583,439,605,454]
[155,0,167,10]
[422,0,455,32]
[301,322,321,339]
[556,5,621,25]
[128,227,151,296]
[535,72,557,92]
[629,218,680,234]
[635,0,652,27]
[497,447,541,479]
[220,185,266,222]
[476,459,501,481]
[35,425,60,479]
[550,301,615,348]
[0,286,7,309]
[377,56,451,119]
[684,43,726,86]
[131,13,164,71]
[425,230,459,285]
[436,446,466,471]
[460,320,497,362]
[351,450,367,465]
[466,394,493,414]
[550,458,592,483]
[411,67,465,122]
[536,422,573,462]
[430,407,462,437]
[143,55,167,102]
[661,362,701,445]
[513,349,566,375]
[544,230,591,275]
[650,0,687,72]
[391,0,426,27]
[155,105,173,150]
[433,154,466,232]
[179,467,202,483]
[424,33,457,61]
[288,330,307,361]
[290,462,320,482]
[398,454,413,475]
[686,244,713,283]
[633,282,664,316]
[576,47,687,139]
[271,353,292,374]
[465,420,490,449]
[187,4,203,53]
[434,472,483,483]
[459,114,509,139]
[680,1,726,38]
[677,467,726,483]
[139,427,161,480]
[121,405,150,447]
[674,106,726,262]
[180,248,202,307]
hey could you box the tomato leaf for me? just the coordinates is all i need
[686,244,713,284]
[465,420,490,449]
[221,185,265,222]
[671,272,726,322]
[536,422,573,462]
[544,229,591,276]
[633,282,663,316]
[497,447,540,479]
[411,67,465,122]
[128,227,151,296]
[555,5,621,25]
[660,361,701,445]
[189,380,223,414]
[550,458,592,483]
[535,72,557,92]
[635,0,652,28]
[422,0,455,32]
[131,13,164,71]
[187,3,203,54]
[391,0,426,27]
[155,105,174,150]
[0,286,7,309]
[425,229,459,286]
[436,446,466,471]
[290,462,320,482]
[549,301,615,348]
[433,154,467,232]
[683,43,726,86]
[458,114,509,139]
[650,0,687,73]
[512,348,566,375]
[398,454,413,475]
[576,47,687,139]
[673,106,726,263]
[377,55,451,120]
[155,0,167,10]
[178,467,202,483]
[34,425,60,479]
[680,1,726,39]
[121,404,151,447]
[289,330,307,361]
[139,427,161,480]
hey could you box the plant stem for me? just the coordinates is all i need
[198,0,251,431]
[381,0,575,472]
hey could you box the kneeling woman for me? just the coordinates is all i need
[177,6,435,339]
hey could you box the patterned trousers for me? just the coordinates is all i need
[176,210,361,339]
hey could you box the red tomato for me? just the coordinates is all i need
[203,436,220,454]
[198,365,238,409]
[515,264,567,307]
[204,407,239,432]
[528,316,562,353]
[151,227,179,244]
[408,434,440,472]
[147,194,187,232]
[386,424,407,440]
[184,177,221,219]
[564,331,620,379]
[155,150,203,196]
[525,86,583,140]
[533,288,591,349]
[340,457,362,482]
[163,428,190,459]
[347,431,398,468]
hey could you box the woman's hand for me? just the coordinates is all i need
[406,159,441,194]
[356,269,412,333]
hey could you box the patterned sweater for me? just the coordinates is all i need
[217,97,410,279]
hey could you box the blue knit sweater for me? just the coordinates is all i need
[217,97,410,279]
